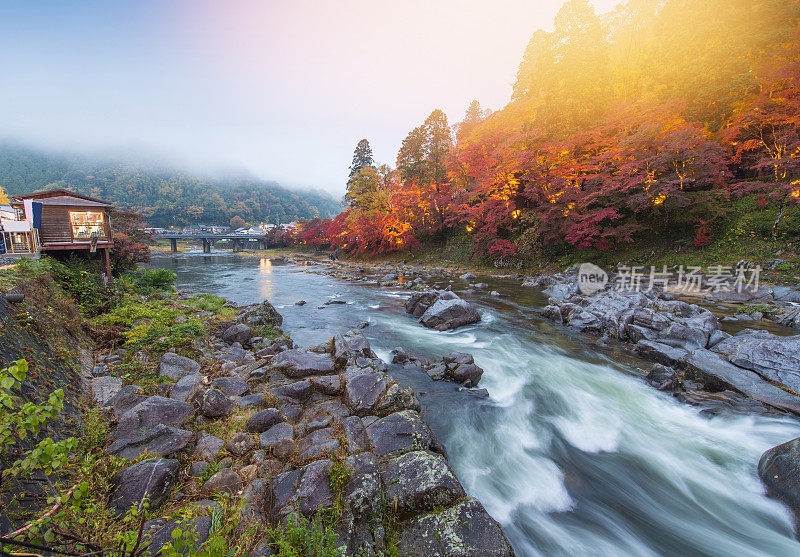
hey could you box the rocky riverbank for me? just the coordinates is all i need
[522,269,800,416]
[87,295,514,555]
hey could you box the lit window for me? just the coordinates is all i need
[70,211,105,239]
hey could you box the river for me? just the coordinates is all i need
[153,252,800,557]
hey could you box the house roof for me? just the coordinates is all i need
[11,188,112,206]
[36,196,111,208]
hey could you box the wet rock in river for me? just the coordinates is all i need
[759,437,800,519]
[419,297,481,331]
[712,329,800,393]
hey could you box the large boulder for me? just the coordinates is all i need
[332,330,375,368]
[108,458,179,517]
[343,367,389,416]
[758,437,800,518]
[712,330,800,393]
[397,498,514,556]
[270,350,335,378]
[442,353,483,387]
[114,396,194,441]
[379,450,465,514]
[684,349,800,415]
[108,424,192,460]
[249,299,284,327]
[365,410,437,458]
[419,298,481,331]
[158,352,201,381]
[405,291,458,318]
[221,323,252,345]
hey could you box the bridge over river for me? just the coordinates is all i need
[160,232,272,253]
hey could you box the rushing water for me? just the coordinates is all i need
[153,252,800,556]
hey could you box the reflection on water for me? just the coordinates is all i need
[152,253,800,557]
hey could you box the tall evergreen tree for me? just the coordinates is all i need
[422,109,452,184]
[397,126,427,187]
[348,139,375,183]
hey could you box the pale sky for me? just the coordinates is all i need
[0,0,619,196]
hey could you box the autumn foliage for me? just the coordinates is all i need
[296,0,800,260]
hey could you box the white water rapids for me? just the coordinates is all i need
[154,253,800,556]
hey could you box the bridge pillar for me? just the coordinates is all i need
[233,239,242,253]
[202,238,211,253]
[170,238,178,253]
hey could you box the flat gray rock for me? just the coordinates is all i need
[114,396,194,441]
[365,410,436,458]
[108,424,192,460]
[158,352,201,381]
[685,349,800,415]
[91,376,122,406]
[713,330,800,392]
[211,375,249,397]
[169,374,203,402]
[270,350,335,378]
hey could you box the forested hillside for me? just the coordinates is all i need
[0,143,342,227]
[299,0,800,266]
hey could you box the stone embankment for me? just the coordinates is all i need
[91,298,514,556]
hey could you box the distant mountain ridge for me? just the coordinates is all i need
[0,142,342,227]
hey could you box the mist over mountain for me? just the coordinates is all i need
[0,141,342,227]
